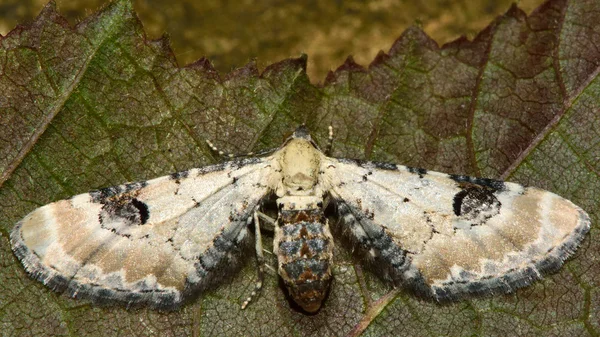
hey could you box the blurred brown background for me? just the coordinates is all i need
[0,0,545,83]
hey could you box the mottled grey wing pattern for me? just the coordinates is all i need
[10,158,271,309]
[324,158,590,300]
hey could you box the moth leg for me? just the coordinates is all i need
[256,211,276,232]
[255,212,278,265]
[241,210,266,309]
[324,125,334,156]
[205,139,277,159]
[256,210,276,263]
[263,263,277,275]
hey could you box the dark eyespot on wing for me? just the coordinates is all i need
[100,195,150,226]
[131,198,150,224]
[452,186,501,225]
[453,187,499,216]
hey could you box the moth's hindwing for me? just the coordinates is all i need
[325,158,591,300]
[10,158,270,309]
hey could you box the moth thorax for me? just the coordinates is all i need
[278,139,321,192]
[275,206,333,313]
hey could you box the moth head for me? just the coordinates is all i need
[292,125,311,140]
[280,125,321,150]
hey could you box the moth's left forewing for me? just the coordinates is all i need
[323,157,590,300]
[11,158,273,309]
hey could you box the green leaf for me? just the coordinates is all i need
[0,0,598,336]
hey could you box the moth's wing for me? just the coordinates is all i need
[11,158,272,309]
[324,158,590,300]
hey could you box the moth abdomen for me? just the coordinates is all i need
[275,208,334,313]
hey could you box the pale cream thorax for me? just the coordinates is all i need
[271,138,327,208]
[274,138,323,195]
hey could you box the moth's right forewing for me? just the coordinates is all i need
[323,158,590,300]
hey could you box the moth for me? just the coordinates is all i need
[11,126,590,312]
